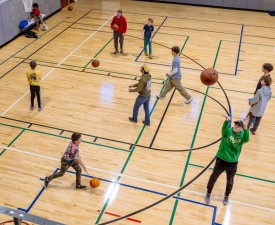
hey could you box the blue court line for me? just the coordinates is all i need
[18,168,59,213]
[215,223,222,225]
[234,25,244,76]
[19,168,217,224]
[135,17,168,61]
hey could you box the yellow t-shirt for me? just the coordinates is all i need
[26,69,41,86]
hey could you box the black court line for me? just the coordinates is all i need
[70,20,275,41]
[68,23,189,38]
[70,19,241,37]
[149,88,176,148]
[0,116,133,148]
[13,59,165,85]
[0,9,94,80]
[92,8,275,29]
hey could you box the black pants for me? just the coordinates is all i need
[207,157,238,196]
[247,112,262,132]
[113,32,124,51]
[30,85,41,108]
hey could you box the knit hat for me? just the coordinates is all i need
[142,64,150,73]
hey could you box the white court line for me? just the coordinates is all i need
[1,144,274,213]
[0,14,115,117]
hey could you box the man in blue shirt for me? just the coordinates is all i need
[143,18,154,59]
[157,46,193,104]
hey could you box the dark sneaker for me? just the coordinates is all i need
[142,121,150,126]
[223,196,229,205]
[38,106,43,112]
[76,185,87,190]
[30,106,34,110]
[129,117,137,123]
[114,50,118,54]
[120,49,123,53]
[44,177,50,188]
[204,193,211,204]
[250,128,256,135]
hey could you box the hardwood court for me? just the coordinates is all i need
[0,0,274,224]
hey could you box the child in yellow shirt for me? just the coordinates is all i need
[26,61,42,111]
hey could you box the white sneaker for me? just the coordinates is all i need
[156,94,164,99]
[185,97,193,104]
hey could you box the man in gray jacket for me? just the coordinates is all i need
[248,76,272,134]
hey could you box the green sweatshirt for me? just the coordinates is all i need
[130,73,151,97]
[216,121,250,163]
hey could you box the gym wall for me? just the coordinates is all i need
[0,0,61,47]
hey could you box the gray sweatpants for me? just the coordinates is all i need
[160,77,191,100]
[113,32,124,51]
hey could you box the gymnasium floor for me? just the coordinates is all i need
[0,0,274,224]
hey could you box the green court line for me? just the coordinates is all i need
[169,40,222,225]
[0,128,26,156]
[210,86,275,99]
[0,122,130,154]
[0,22,63,66]
[12,56,165,81]
[95,37,190,224]
[223,39,275,47]
[82,37,113,69]
[188,163,275,184]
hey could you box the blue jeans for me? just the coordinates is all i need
[132,95,150,125]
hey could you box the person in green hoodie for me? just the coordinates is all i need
[205,115,250,205]
[128,64,151,126]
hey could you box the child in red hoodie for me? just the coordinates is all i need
[111,10,127,54]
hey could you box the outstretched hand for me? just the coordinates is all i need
[243,116,250,128]
[222,115,231,122]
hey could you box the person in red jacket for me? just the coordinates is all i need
[29,3,46,31]
[110,10,127,54]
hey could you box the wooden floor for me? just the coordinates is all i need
[0,0,275,224]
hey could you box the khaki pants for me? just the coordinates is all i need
[160,78,191,100]
[49,158,82,186]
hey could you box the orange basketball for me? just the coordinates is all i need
[92,59,100,67]
[68,6,73,11]
[200,68,218,86]
[90,178,100,188]
[111,24,119,31]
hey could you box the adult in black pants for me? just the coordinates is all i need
[26,60,42,111]
[205,115,250,205]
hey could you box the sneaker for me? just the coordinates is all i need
[223,196,229,205]
[204,193,211,204]
[250,128,256,135]
[129,117,137,123]
[120,49,123,53]
[30,106,34,110]
[44,177,50,188]
[149,55,153,59]
[185,97,193,104]
[76,185,87,190]
[142,121,150,126]
[38,106,43,112]
[156,94,164,99]
[114,50,118,54]
[144,52,149,56]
